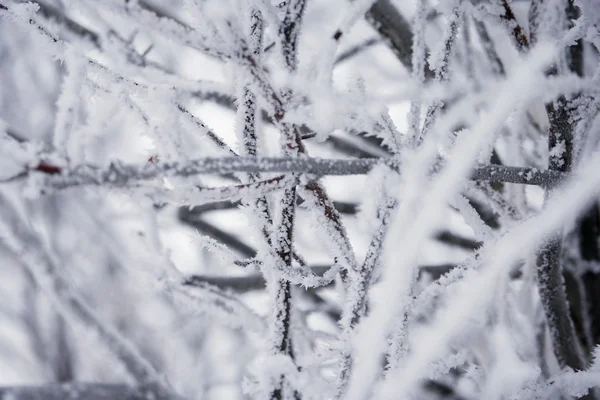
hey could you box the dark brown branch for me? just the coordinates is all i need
[500,0,529,52]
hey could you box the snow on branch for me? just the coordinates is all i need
[9,157,568,192]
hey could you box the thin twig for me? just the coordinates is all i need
[14,157,568,190]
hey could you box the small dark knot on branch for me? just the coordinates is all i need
[34,161,62,175]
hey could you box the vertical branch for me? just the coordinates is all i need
[234,13,295,382]
[53,48,86,163]
[528,0,543,47]
[408,0,426,142]
[279,0,308,72]
[535,0,586,371]
[473,19,506,76]
[270,2,307,399]
[537,233,585,369]
[579,204,600,346]
[565,0,600,358]
[53,315,74,382]
[237,9,273,235]
[419,8,461,141]
[499,0,529,52]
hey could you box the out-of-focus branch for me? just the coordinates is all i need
[435,230,481,251]
[178,207,256,258]
[0,198,179,400]
[33,0,101,47]
[3,127,28,143]
[364,0,434,78]
[334,37,381,65]
[0,383,176,400]
[183,266,332,292]
[499,0,529,52]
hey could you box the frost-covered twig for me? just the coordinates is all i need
[337,197,396,395]
[301,181,358,273]
[192,175,296,204]
[10,157,569,190]
[537,103,587,371]
[419,8,461,141]
[279,0,307,71]
[534,3,588,370]
[267,3,308,397]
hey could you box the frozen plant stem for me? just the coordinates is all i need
[537,98,586,370]
[271,2,307,398]
[12,158,568,190]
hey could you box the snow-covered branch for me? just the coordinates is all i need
[10,157,567,191]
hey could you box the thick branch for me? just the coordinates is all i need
[535,1,587,371]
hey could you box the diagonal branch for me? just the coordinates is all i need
[364,0,434,78]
